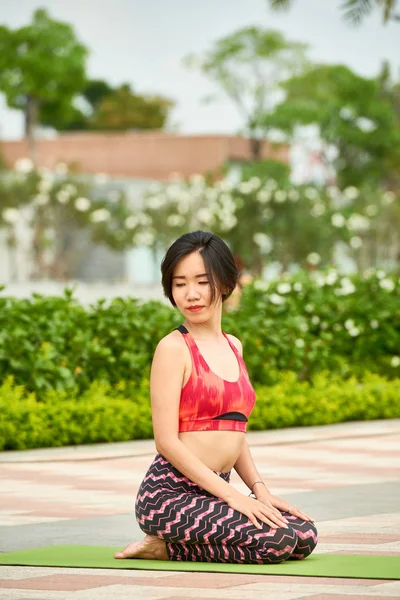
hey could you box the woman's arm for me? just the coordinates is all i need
[152,333,289,530]
[233,438,270,498]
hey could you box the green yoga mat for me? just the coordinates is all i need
[0,546,399,580]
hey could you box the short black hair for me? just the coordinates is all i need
[161,231,239,307]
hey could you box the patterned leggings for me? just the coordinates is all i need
[135,454,318,563]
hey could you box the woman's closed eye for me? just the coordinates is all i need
[175,281,209,287]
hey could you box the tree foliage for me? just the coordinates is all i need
[267,63,400,187]
[268,0,400,24]
[184,26,308,158]
[0,9,88,161]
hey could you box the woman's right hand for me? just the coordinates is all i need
[227,492,290,530]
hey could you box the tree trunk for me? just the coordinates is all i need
[249,137,261,161]
[25,95,39,167]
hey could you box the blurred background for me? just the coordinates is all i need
[0,0,399,303]
[1,1,400,450]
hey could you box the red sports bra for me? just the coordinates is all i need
[176,325,256,433]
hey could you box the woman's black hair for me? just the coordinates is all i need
[161,231,239,307]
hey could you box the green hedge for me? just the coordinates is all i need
[1,371,399,451]
[1,269,399,400]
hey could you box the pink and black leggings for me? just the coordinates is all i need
[135,454,318,563]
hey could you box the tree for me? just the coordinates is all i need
[0,9,88,164]
[40,79,114,131]
[184,26,308,159]
[89,84,174,131]
[268,0,400,24]
[266,64,400,187]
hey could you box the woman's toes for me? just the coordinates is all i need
[114,542,141,559]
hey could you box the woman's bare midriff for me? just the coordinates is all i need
[179,430,246,473]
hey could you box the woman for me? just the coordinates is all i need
[115,230,318,563]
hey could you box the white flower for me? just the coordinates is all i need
[257,190,271,204]
[335,278,356,296]
[238,181,253,195]
[305,303,314,313]
[350,236,363,249]
[376,269,386,279]
[311,315,320,325]
[331,213,346,228]
[305,187,319,200]
[90,208,111,223]
[391,356,400,367]
[295,338,305,348]
[253,279,269,291]
[219,214,237,231]
[347,213,370,232]
[147,195,166,210]
[344,186,359,201]
[320,322,328,330]
[14,157,34,173]
[288,189,300,202]
[94,173,109,185]
[33,194,49,206]
[56,190,70,204]
[340,106,354,120]
[274,190,287,203]
[345,319,355,330]
[197,208,213,225]
[167,214,185,227]
[356,117,376,132]
[349,327,360,337]
[269,293,286,305]
[310,203,326,217]
[307,252,321,266]
[365,204,379,217]
[125,216,138,229]
[370,320,379,329]
[265,179,278,191]
[75,197,91,212]
[325,271,338,285]
[54,162,68,176]
[379,278,395,292]
[189,174,205,186]
[2,208,20,224]
[253,233,273,253]
[277,282,291,294]
[63,184,77,196]
[37,167,54,183]
[138,213,152,226]
[37,179,52,193]
[293,282,303,292]
[381,191,396,206]
[135,231,155,246]
[299,323,308,332]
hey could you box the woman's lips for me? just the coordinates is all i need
[187,306,203,312]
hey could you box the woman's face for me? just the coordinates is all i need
[171,251,220,319]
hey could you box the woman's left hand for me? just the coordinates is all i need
[256,488,315,523]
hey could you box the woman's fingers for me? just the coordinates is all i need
[257,509,289,529]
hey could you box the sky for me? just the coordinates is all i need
[0,0,399,140]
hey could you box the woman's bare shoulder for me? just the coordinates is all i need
[157,329,186,351]
[225,333,243,356]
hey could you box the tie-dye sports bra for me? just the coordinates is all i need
[176,325,256,433]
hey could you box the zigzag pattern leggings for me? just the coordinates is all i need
[135,454,318,563]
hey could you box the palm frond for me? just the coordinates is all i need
[377,0,399,21]
[341,0,374,25]
[268,0,293,11]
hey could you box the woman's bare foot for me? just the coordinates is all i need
[114,534,168,560]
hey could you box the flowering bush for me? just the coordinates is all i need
[1,158,399,280]
[224,268,400,383]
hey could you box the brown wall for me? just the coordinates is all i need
[0,132,289,180]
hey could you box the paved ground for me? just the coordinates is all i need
[0,419,399,599]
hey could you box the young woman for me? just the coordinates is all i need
[115,231,318,563]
